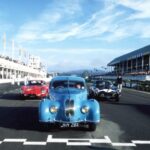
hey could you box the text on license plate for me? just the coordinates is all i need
[60,123,79,128]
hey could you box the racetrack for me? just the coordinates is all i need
[0,88,150,150]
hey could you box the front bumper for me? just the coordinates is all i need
[23,92,47,98]
[97,92,120,99]
[39,119,100,124]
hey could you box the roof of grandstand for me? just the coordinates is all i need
[108,45,150,66]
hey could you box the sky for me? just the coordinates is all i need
[0,0,150,72]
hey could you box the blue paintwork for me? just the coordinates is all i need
[39,76,100,124]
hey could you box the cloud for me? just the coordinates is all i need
[41,26,80,42]
[116,0,150,19]
[15,11,62,42]
[15,0,150,44]
[15,0,82,42]
[16,2,124,42]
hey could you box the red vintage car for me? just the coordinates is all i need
[20,80,49,99]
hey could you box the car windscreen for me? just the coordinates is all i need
[95,81,112,89]
[52,80,85,89]
[27,80,45,86]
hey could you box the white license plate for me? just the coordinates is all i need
[60,123,79,128]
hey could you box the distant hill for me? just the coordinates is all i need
[59,69,106,76]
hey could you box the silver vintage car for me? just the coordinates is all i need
[89,80,121,102]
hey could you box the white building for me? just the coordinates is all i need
[28,56,41,70]
[0,57,46,79]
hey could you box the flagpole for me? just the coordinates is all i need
[3,33,6,56]
[11,39,14,61]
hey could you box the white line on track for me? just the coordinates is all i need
[132,140,150,144]
[1,135,150,147]
[112,143,136,147]
[23,141,47,145]
[3,139,27,142]
[47,135,68,143]
[67,142,91,146]
[47,135,112,144]
[90,136,112,144]
[47,138,68,143]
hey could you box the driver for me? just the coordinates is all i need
[76,84,81,89]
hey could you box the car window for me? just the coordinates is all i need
[95,81,112,89]
[27,80,45,86]
[95,81,105,88]
[69,81,85,89]
[52,80,68,89]
[52,80,85,89]
[105,81,112,88]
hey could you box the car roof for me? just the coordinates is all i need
[51,76,85,82]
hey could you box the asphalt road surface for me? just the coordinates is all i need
[0,88,150,150]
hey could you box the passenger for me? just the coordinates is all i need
[76,84,81,89]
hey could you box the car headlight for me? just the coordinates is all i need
[50,106,58,113]
[112,93,116,97]
[81,106,89,114]
[41,89,46,94]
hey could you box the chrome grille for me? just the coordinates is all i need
[65,99,74,117]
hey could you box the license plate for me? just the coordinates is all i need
[60,123,79,128]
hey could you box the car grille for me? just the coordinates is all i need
[65,99,74,117]
[105,93,113,96]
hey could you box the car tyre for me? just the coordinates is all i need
[98,92,105,101]
[39,123,49,131]
[88,123,96,131]
[40,123,55,131]
[115,95,120,102]
[89,91,95,99]
[20,94,26,100]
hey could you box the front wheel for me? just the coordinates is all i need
[115,94,120,102]
[88,123,97,131]
[88,91,95,99]
[20,94,26,100]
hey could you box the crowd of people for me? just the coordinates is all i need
[104,70,150,76]
[0,54,26,66]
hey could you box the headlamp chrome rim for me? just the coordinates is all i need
[41,89,46,94]
[81,106,89,114]
[50,106,58,113]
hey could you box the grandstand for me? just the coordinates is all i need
[107,45,150,81]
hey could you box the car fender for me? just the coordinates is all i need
[85,99,100,123]
[39,98,60,122]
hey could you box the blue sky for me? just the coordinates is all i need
[0,0,150,72]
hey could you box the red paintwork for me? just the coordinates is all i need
[21,80,49,98]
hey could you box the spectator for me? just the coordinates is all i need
[116,75,123,92]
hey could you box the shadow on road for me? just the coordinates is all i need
[0,106,97,132]
[0,106,40,131]
[0,93,21,100]
[0,93,42,101]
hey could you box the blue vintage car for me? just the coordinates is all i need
[39,76,100,131]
